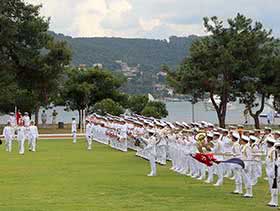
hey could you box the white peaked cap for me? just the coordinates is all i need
[207,132,214,138]
[274,131,280,135]
[274,142,280,147]
[147,129,155,134]
[266,137,276,144]
[207,123,214,127]
[249,136,258,142]
[241,135,250,142]
[232,132,240,140]
[213,132,220,136]
[148,122,154,127]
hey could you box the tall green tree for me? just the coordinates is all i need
[167,13,278,128]
[271,58,280,113]
[0,0,48,113]
[0,0,71,123]
[238,42,280,128]
[0,0,50,69]
[18,40,71,124]
[0,68,17,113]
[61,67,125,128]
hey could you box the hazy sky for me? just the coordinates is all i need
[26,0,280,39]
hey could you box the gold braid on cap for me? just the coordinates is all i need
[195,133,206,143]
[195,133,206,153]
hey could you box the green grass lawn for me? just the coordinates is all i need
[0,139,274,211]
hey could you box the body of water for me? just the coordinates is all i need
[165,101,279,125]
[0,101,278,125]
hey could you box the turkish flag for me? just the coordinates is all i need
[16,112,22,125]
[192,153,219,167]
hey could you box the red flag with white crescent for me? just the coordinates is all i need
[192,153,219,167]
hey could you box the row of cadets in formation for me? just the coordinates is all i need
[80,113,280,208]
[2,113,39,155]
[71,114,146,151]
[148,122,280,206]
[160,124,279,204]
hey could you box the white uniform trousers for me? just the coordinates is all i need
[29,136,37,152]
[149,155,157,176]
[72,132,77,143]
[242,161,253,196]
[5,138,13,152]
[86,136,92,150]
[215,163,224,185]
[18,138,25,155]
[233,165,243,193]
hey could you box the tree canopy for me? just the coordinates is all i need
[60,67,126,127]
[141,101,168,119]
[93,99,124,116]
[128,95,149,114]
[167,13,280,128]
[0,0,71,124]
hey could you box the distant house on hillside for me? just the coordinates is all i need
[157,71,167,77]
[93,63,103,69]
[115,60,140,80]
[153,84,166,91]
[157,71,167,81]
[79,64,87,69]
[77,63,103,70]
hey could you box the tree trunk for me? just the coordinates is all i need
[218,113,226,128]
[248,93,266,129]
[81,109,84,131]
[210,92,227,128]
[253,115,260,129]
[35,105,40,126]
[191,102,195,122]
[78,109,81,129]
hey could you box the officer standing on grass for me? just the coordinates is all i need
[23,112,31,149]
[52,110,58,125]
[3,121,14,152]
[85,120,92,150]
[266,137,277,207]
[72,117,77,144]
[17,121,26,155]
[144,129,159,177]
[240,135,253,198]
[41,110,47,128]
[29,121,39,152]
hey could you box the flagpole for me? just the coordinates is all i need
[83,109,86,133]
[15,106,17,125]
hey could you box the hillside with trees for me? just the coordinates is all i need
[50,32,198,95]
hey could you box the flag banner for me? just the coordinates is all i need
[220,158,245,169]
[191,153,245,169]
[191,153,218,167]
